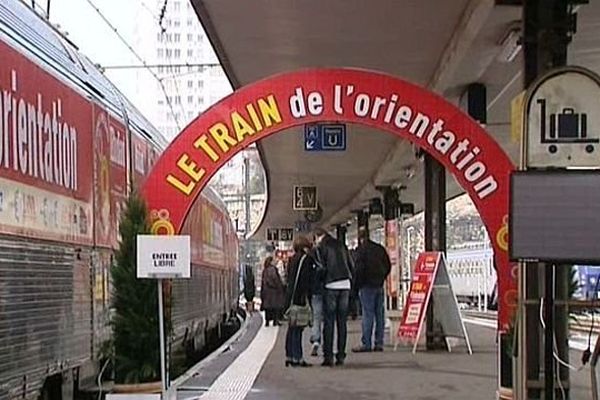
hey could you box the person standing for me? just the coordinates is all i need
[243,264,256,314]
[308,245,325,357]
[314,228,353,366]
[352,228,391,352]
[261,256,285,326]
[284,236,313,367]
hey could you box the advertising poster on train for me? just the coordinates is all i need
[398,252,440,341]
[385,220,400,297]
[0,40,93,244]
[93,107,129,248]
[201,200,225,267]
[132,133,148,187]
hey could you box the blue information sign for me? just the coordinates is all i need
[304,123,346,151]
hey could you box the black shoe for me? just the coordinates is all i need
[274,320,282,326]
[265,321,270,327]
[335,359,345,366]
[285,360,294,367]
[298,360,312,367]
[374,346,384,352]
[352,346,371,353]
[321,360,334,367]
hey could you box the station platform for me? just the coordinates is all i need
[173,313,594,400]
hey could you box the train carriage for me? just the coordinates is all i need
[0,1,239,399]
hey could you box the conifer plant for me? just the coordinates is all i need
[111,192,160,383]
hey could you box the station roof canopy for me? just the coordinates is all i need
[191,0,600,240]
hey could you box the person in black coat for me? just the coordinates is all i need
[284,235,313,367]
[244,265,256,314]
[261,256,285,326]
[352,228,391,352]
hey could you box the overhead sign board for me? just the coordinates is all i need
[295,220,312,233]
[279,228,294,241]
[266,228,279,241]
[137,235,191,279]
[525,67,600,168]
[266,228,294,242]
[304,123,346,151]
[293,185,318,210]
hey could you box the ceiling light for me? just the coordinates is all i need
[497,28,522,63]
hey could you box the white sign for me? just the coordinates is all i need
[137,235,191,279]
[525,67,600,168]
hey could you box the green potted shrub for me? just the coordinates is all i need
[110,192,161,391]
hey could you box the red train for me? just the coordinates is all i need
[0,1,239,399]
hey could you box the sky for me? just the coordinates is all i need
[49,0,147,105]
[43,0,257,193]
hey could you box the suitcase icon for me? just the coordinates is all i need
[549,107,587,140]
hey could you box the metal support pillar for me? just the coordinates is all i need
[379,186,399,309]
[335,224,347,246]
[424,153,446,350]
[355,209,369,236]
[522,0,573,398]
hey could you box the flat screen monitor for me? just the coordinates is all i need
[510,170,600,263]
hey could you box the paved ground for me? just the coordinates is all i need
[175,314,595,400]
[245,321,496,400]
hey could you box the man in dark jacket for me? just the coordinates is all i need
[352,228,391,352]
[314,227,353,366]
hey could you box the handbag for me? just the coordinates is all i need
[284,254,312,327]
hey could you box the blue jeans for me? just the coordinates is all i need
[323,289,350,362]
[310,294,323,345]
[359,287,385,349]
[285,326,304,362]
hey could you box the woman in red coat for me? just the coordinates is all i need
[261,256,285,326]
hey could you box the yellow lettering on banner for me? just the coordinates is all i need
[194,135,219,162]
[177,153,205,182]
[209,122,237,153]
[166,174,195,196]
[258,95,282,128]
[246,104,264,132]
[166,153,206,196]
[231,111,256,142]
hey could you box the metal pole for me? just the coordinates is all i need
[158,279,167,398]
[484,257,489,313]
[544,266,555,400]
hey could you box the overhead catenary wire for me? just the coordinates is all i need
[83,0,181,130]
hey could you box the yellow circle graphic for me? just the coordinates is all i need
[496,215,509,252]
[151,219,175,235]
[150,209,175,235]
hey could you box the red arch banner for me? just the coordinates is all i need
[141,68,516,331]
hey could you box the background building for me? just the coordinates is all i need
[133,0,231,140]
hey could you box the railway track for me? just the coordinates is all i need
[464,310,600,334]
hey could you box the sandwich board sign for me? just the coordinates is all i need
[397,251,472,354]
